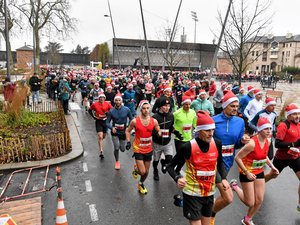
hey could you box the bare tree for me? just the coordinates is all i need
[157,23,185,72]
[219,0,272,85]
[0,0,15,70]
[12,0,77,72]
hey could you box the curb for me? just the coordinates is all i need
[0,112,83,171]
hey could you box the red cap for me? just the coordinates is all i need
[222,91,239,109]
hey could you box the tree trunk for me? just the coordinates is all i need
[1,32,14,72]
[35,29,40,74]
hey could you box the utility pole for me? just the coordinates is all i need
[139,0,152,78]
[208,0,233,80]
[4,0,10,81]
[105,0,121,69]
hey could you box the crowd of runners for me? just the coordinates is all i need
[39,68,300,225]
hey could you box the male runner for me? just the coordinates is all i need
[89,92,113,159]
[125,100,161,194]
[106,94,132,169]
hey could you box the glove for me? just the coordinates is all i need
[126,142,131,150]
[293,139,300,147]
[173,130,183,141]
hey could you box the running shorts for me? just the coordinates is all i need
[183,193,214,220]
[133,152,153,161]
[95,119,107,133]
[239,171,264,182]
[273,156,300,174]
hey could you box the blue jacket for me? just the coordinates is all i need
[213,112,245,171]
[106,106,132,138]
[239,94,253,117]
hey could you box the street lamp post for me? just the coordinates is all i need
[139,0,152,78]
[104,0,121,69]
[4,0,10,81]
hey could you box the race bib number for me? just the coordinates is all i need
[139,137,152,147]
[252,159,267,169]
[222,145,234,157]
[183,124,192,133]
[161,129,170,138]
[115,123,125,131]
[288,147,300,157]
[196,170,216,181]
[177,91,182,95]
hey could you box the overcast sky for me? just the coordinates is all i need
[4,0,300,52]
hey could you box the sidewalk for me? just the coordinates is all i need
[0,111,83,170]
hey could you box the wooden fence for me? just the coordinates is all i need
[27,100,58,113]
[0,102,71,164]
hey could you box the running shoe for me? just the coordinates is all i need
[132,164,139,179]
[115,161,120,170]
[241,218,255,225]
[173,194,183,207]
[99,152,104,160]
[230,179,238,191]
[160,159,167,174]
[297,204,300,212]
[138,183,148,195]
[153,170,159,181]
[209,217,215,225]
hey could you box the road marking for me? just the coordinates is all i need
[83,162,88,172]
[85,180,92,192]
[89,204,99,222]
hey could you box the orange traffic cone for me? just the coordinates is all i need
[56,197,68,225]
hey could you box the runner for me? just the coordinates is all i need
[106,94,133,170]
[123,83,136,117]
[213,81,227,115]
[152,96,174,181]
[191,89,214,115]
[152,86,175,113]
[125,100,161,194]
[244,89,264,122]
[210,91,250,225]
[231,117,279,225]
[88,92,113,159]
[265,103,300,212]
[168,110,229,225]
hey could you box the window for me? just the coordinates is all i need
[290,43,292,47]
[263,43,268,48]
[252,51,255,56]
[283,43,285,48]
[271,41,278,49]
[256,51,259,56]
[262,51,267,62]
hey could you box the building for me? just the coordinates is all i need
[107,38,216,70]
[246,33,300,74]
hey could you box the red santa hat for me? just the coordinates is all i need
[164,86,172,92]
[98,92,106,98]
[194,110,215,132]
[221,81,228,87]
[94,82,99,86]
[222,91,239,109]
[138,100,150,110]
[257,117,272,132]
[198,89,206,96]
[285,103,300,117]
[265,97,276,107]
[247,85,255,92]
[190,84,196,89]
[181,96,191,105]
[127,83,133,88]
[106,84,112,89]
[253,89,262,96]
[114,93,123,102]
[239,86,244,92]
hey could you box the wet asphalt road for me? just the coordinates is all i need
[1,108,300,225]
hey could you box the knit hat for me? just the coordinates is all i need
[248,86,255,92]
[257,117,272,132]
[199,89,206,96]
[158,96,170,108]
[253,89,262,96]
[139,100,150,110]
[181,96,191,105]
[285,103,300,117]
[265,97,276,107]
[114,93,122,102]
[194,110,215,132]
[98,92,106,98]
[222,91,239,109]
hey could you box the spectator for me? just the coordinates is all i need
[29,72,43,104]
